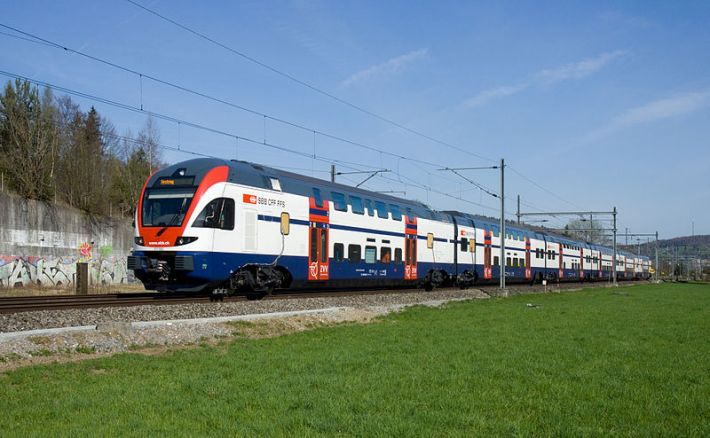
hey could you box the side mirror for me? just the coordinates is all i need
[280,212,290,235]
[427,233,434,249]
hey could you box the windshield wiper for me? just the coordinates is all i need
[157,198,189,236]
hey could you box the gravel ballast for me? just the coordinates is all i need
[0,289,492,369]
[0,283,633,369]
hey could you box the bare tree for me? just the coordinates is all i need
[0,80,58,200]
[563,219,610,244]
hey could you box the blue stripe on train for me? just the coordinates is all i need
[132,250,613,286]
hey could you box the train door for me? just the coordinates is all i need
[579,248,585,280]
[404,215,418,280]
[598,251,603,279]
[308,198,329,281]
[525,237,532,280]
[558,243,564,279]
[484,230,492,279]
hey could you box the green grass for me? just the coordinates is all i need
[1,283,708,436]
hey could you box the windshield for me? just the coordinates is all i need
[141,188,196,227]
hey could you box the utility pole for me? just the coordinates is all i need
[612,207,617,286]
[436,162,504,290]
[625,227,629,245]
[500,158,506,290]
[331,164,336,183]
[655,231,659,282]
[589,214,593,243]
[516,194,520,224]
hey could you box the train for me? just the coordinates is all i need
[127,158,651,297]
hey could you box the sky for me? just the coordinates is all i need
[1,0,709,239]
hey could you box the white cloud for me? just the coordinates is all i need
[580,89,710,144]
[613,89,710,126]
[462,50,626,108]
[536,50,626,83]
[341,48,429,88]
[463,84,528,108]
[462,84,528,108]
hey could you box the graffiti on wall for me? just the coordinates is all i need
[0,254,132,288]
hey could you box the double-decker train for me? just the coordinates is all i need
[127,158,651,296]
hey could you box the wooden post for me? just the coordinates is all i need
[76,262,89,295]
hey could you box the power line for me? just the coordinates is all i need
[0,69,374,173]
[124,0,494,163]
[508,165,581,209]
[0,21,570,218]
[0,23,500,194]
[0,69,498,213]
[5,12,576,219]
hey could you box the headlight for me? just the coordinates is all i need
[175,236,198,246]
[134,236,144,245]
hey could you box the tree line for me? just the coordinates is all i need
[0,79,162,217]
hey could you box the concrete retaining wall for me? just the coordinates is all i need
[0,192,134,287]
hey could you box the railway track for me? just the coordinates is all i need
[0,281,633,314]
[0,293,240,314]
[0,288,434,314]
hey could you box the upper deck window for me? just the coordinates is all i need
[389,204,402,221]
[350,196,364,215]
[312,188,324,208]
[365,199,375,217]
[141,188,196,227]
[269,178,282,191]
[331,192,347,212]
[375,201,388,219]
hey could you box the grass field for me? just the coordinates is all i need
[1,283,708,436]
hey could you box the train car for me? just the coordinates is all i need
[128,158,651,296]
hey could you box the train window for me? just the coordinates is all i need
[460,237,468,252]
[192,198,234,230]
[320,232,327,263]
[494,256,499,266]
[394,248,402,263]
[269,178,282,191]
[348,245,361,263]
[375,201,388,219]
[364,199,375,217]
[331,192,347,212]
[312,188,323,208]
[381,247,391,264]
[310,231,318,262]
[506,257,511,267]
[389,204,402,221]
[521,259,525,267]
[365,246,377,264]
[333,243,344,262]
[350,196,364,215]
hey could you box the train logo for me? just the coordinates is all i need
[242,193,257,204]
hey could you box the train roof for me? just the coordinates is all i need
[153,158,649,260]
[152,158,447,221]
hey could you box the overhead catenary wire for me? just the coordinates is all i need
[0,69,496,213]
[124,0,494,164]
[0,20,577,217]
[0,23,573,217]
[0,22,499,194]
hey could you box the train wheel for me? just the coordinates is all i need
[246,292,267,300]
